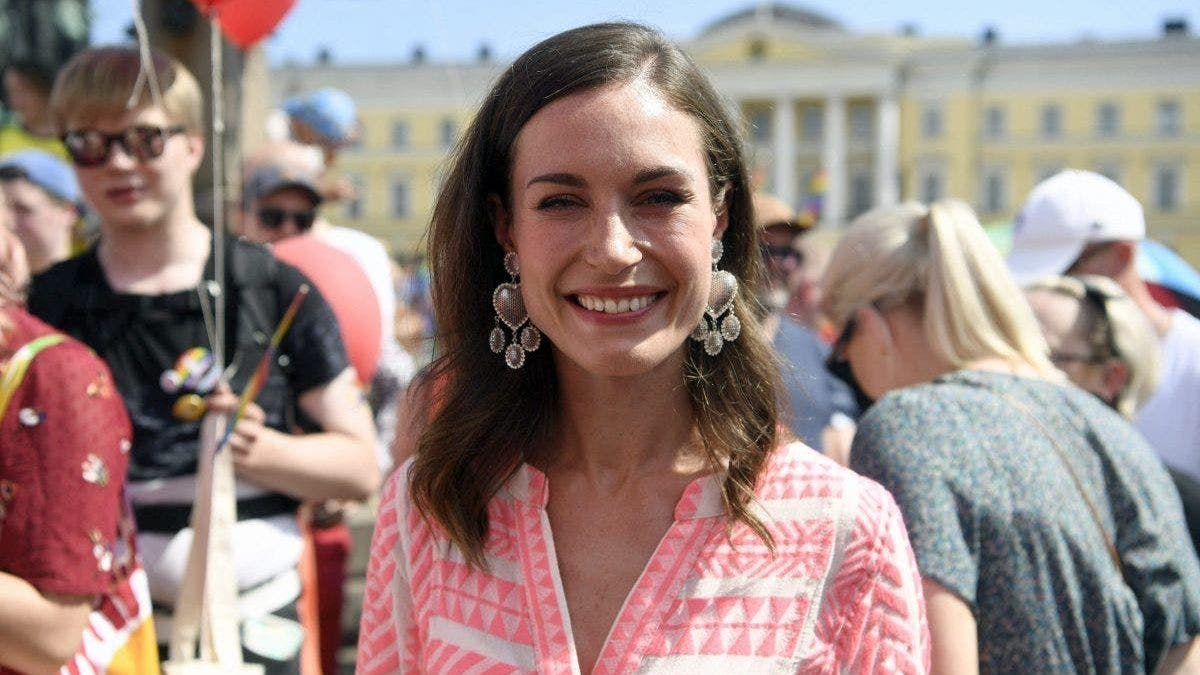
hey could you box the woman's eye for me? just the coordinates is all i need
[536,195,580,209]
[641,190,687,206]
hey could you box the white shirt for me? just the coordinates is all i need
[1136,309,1200,481]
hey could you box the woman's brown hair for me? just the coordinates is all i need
[410,22,780,567]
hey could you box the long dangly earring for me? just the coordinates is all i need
[490,251,542,369]
[690,239,741,356]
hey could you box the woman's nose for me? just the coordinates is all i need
[584,209,642,273]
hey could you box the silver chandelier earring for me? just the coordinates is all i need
[490,251,542,369]
[690,239,741,356]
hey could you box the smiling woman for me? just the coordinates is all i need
[359,22,930,674]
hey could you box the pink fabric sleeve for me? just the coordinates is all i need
[357,466,419,674]
[828,480,931,674]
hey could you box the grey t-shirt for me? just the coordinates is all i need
[851,369,1200,674]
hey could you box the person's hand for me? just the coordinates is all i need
[204,384,282,471]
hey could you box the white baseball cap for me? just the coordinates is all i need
[1007,169,1144,285]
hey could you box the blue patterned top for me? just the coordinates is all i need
[851,369,1200,674]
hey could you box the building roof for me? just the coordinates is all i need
[700,3,843,37]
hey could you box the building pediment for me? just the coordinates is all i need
[688,3,845,65]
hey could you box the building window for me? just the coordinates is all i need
[921,103,943,139]
[344,175,364,220]
[850,171,872,218]
[749,108,772,143]
[1157,100,1181,137]
[1040,104,1061,139]
[439,117,458,148]
[1096,101,1120,138]
[1095,163,1121,186]
[391,120,409,149]
[982,167,1007,213]
[1154,165,1180,212]
[920,167,943,203]
[850,104,872,140]
[801,106,822,141]
[748,37,767,60]
[984,105,1005,140]
[391,176,410,218]
[1037,164,1064,184]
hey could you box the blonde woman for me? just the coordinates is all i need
[1024,275,1159,419]
[822,200,1200,674]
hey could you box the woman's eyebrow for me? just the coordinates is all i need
[526,172,586,189]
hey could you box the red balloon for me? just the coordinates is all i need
[272,235,381,385]
[189,0,296,49]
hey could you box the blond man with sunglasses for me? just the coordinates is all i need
[25,46,379,673]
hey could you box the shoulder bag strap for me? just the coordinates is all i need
[993,388,1124,575]
[0,333,68,418]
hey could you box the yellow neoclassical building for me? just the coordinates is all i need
[270,4,1200,263]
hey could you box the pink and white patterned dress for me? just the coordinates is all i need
[358,442,929,674]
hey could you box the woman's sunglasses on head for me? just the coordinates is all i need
[61,125,186,167]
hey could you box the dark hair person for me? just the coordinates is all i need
[822,200,1200,674]
[358,23,928,673]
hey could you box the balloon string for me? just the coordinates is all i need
[127,0,164,110]
[211,10,227,374]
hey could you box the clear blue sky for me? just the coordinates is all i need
[91,0,1200,65]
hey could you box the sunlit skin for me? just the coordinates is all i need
[67,107,203,236]
[2,70,53,135]
[242,187,318,244]
[1025,289,1114,399]
[0,199,30,295]
[761,224,800,310]
[837,306,903,401]
[495,78,726,380]
[1,178,78,273]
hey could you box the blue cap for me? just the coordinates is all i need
[0,149,82,206]
[284,88,358,145]
[242,162,323,208]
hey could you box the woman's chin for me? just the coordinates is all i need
[552,338,689,380]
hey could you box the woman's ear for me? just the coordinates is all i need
[712,182,731,240]
[489,194,513,252]
[184,132,205,172]
[856,304,893,353]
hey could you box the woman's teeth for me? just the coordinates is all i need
[576,294,656,314]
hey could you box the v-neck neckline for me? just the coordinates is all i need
[509,464,726,673]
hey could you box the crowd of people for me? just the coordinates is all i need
[0,19,1199,675]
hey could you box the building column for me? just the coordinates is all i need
[772,97,797,208]
[822,94,846,228]
[875,91,900,207]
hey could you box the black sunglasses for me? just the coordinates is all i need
[825,315,859,370]
[62,125,186,167]
[258,206,316,231]
[760,243,804,264]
